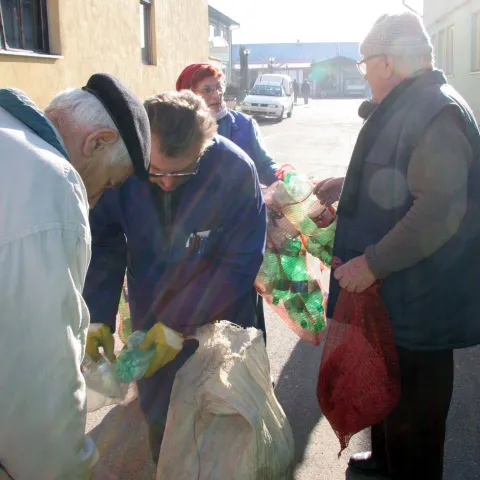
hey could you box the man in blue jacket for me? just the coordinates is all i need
[83,90,267,462]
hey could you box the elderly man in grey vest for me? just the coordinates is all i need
[314,13,480,480]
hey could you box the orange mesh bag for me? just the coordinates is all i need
[255,165,336,346]
[317,258,401,454]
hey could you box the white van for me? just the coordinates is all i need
[240,81,294,121]
[254,74,293,96]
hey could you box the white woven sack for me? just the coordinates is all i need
[157,321,294,480]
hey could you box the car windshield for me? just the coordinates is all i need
[250,85,283,97]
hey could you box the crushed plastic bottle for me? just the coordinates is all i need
[82,355,128,413]
[114,330,156,383]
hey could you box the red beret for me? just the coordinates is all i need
[176,63,224,91]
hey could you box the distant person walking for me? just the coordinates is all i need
[301,79,311,104]
[292,78,300,104]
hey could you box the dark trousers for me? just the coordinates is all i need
[371,346,454,480]
[252,287,267,344]
[304,95,309,104]
[294,93,298,103]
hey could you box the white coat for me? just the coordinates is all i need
[0,106,97,479]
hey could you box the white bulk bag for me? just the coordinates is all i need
[157,321,295,480]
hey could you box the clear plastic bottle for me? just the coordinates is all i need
[81,355,127,412]
[281,172,336,235]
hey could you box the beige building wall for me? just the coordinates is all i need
[0,0,209,108]
[425,0,480,116]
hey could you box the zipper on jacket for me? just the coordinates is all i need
[162,192,173,254]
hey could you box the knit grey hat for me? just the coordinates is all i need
[360,12,433,58]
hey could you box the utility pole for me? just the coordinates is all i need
[239,45,250,99]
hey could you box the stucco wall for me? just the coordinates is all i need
[425,0,480,117]
[0,0,209,108]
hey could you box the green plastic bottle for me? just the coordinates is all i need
[284,294,309,329]
[279,237,302,257]
[305,289,326,333]
[256,251,281,294]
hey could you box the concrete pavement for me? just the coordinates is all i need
[87,100,480,479]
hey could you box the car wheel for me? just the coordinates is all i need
[287,105,293,118]
[277,108,284,122]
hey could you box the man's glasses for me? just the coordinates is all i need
[149,159,201,178]
[195,84,225,96]
[356,54,384,75]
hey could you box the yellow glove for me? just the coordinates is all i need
[139,322,183,378]
[86,323,116,363]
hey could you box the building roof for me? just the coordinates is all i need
[233,42,361,65]
[208,5,240,27]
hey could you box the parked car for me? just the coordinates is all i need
[345,77,369,97]
[240,82,294,121]
[254,74,294,96]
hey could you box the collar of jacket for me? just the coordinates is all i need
[0,88,69,161]
[225,109,240,132]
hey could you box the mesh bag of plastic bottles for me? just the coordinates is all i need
[317,258,401,454]
[255,165,336,345]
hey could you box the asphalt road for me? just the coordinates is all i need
[87,99,480,480]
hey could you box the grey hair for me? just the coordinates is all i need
[45,88,130,166]
[393,53,435,77]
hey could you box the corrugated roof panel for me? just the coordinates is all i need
[232,42,361,64]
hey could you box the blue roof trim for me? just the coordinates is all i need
[233,42,361,64]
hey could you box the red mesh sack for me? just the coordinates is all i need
[317,261,401,454]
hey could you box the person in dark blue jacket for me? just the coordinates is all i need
[176,63,279,341]
[83,91,267,462]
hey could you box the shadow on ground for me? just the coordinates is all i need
[339,347,480,480]
[275,335,480,480]
[274,338,325,468]
[90,399,156,480]
[88,345,480,480]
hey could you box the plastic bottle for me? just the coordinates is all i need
[281,171,336,235]
[304,289,326,333]
[304,220,337,265]
[82,355,127,412]
[256,251,281,294]
[114,331,156,383]
[284,294,309,329]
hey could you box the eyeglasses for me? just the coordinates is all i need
[356,54,385,75]
[195,84,225,96]
[148,159,201,178]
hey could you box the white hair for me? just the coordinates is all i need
[393,53,435,77]
[45,88,131,166]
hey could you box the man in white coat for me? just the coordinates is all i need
[0,74,150,480]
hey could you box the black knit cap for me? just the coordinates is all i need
[82,73,150,179]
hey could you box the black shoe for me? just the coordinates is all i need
[348,451,390,477]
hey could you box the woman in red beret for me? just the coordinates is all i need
[176,63,279,341]
[176,63,279,187]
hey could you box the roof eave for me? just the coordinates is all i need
[208,5,240,28]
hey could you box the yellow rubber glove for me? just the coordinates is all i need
[86,323,116,363]
[139,322,184,378]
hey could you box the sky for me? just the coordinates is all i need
[209,0,424,44]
